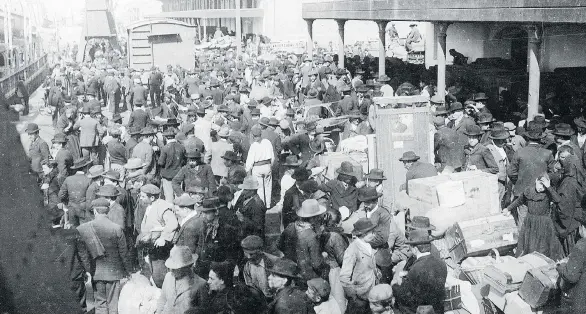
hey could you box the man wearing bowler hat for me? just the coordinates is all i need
[447,102,476,142]
[319,161,360,213]
[393,216,447,314]
[96,184,125,228]
[158,127,186,201]
[173,194,204,255]
[554,123,582,163]
[399,151,438,194]
[59,156,93,226]
[266,258,315,314]
[52,132,73,181]
[27,123,50,181]
[156,246,208,314]
[282,167,312,227]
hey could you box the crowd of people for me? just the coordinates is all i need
[22,40,586,314]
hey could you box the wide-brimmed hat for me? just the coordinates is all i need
[52,133,68,143]
[200,197,222,212]
[283,155,302,167]
[405,229,434,245]
[238,176,259,190]
[268,258,300,279]
[358,187,383,202]
[406,216,436,231]
[268,117,279,127]
[575,117,586,129]
[296,199,326,218]
[259,117,270,127]
[463,124,483,136]
[165,246,197,269]
[489,129,510,140]
[356,85,369,93]
[525,122,545,141]
[399,151,420,162]
[221,151,240,162]
[365,168,386,181]
[473,92,489,101]
[128,126,142,135]
[87,165,106,178]
[96,184,121,197]
[434,106,448,116]
[291,167,311,181]
[218,126,230,138]
[430,94,445,104]
[352,218,376,236]
[477,113,495,124]
[26,123,40,134]
[553,123,575,137]
[124,158,146,170]
[71,157,93,170]
[532,116,548,129]
[336,161,355,176]
[378,75,391,82]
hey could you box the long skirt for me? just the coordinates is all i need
[66,134,81,160]
[516,213,564,260]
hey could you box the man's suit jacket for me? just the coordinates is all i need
[108,202,126,229]
[507,143,556,196]
[172,164,217,196]
[29,136,50,173]
[233,193,266,238]
[405,161,438,194]
[570,135,586,169]
[59,172,92,213]
[434,126,464,170]
[174,214,205,254]
[77,215,132,281]
[320,179,359,213]
[156,272,209,314]
[55,148,74,179]
[393,254,448,314]
[127,108,149,130]
[464,143,499,174]
[158,141,186,180]
[76,116,99,147]
[449,116,476,143]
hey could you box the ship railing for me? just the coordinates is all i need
[0,53,49,100]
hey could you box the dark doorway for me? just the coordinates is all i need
[497,27,528,69]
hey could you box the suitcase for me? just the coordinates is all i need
[444,283,462,311]
[518,265,559,308]
[483,252,554,294]
[444,214,518,263]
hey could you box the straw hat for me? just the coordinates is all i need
[165,246,197,269]
[238,176,260,190]
[296,199,326,218]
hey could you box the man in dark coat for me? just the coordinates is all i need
[433,116,464,172]
[233,176,267,239]
[127,103,150,130]
[59,157,93,226]
[194,197,240,278]
[557,210,586,313]
[463,124,499,174]
[149,67,163,107]
[393,228,447,314]
[173,194,204,254]
[158,128,186,201]
[77,198,132,314]
[281,168,311,228]
[172,151,217,197]
[448,102,475,146]
[318,161,359,213]
[27,123,50,181]
[399,151,438,194]
[266,258,316,314]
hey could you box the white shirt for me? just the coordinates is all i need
[245,139,274,172]
[279,173,296,205]
[365,204,379,219]
[578,133,586,148]
[314,299,342,314]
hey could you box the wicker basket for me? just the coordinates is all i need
[460,249,500,285]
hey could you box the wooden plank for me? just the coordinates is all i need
[302,1,586,23]
[373,95,429,105]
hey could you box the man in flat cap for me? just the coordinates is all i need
[240,235,277,298]
[173,194,204,255]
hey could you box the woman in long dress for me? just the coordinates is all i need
[55,106,81,160]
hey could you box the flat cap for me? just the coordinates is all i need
[140,184,160,195]
[307,278,331,298]
[241,235,264,251]
[251,125,262,137]
[368,284,393,303]
[173,194,198,207]
[91,198,110,209]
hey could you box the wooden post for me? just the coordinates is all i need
[436,22,450,100]
[305,19,314,59]
[377,21,387,78]
[526,24,542,121]
[336,19,345,69]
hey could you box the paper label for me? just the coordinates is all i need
[469,239,485,248]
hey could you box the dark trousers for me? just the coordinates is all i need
[149,86,161,107]
[20,97,29,115]
[93,280,121,314]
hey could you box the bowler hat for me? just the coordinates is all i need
[71,157,93,170]
[296,199,326,218]
[174,194,198,207]
[165,118,180,126]
[291,167,311,181]
[378,75,391,82]
[96,184,121,197]
[87,165,106,179]
[218,126,230,138]
[553,123,575,137]
[165,246,197,269]
[406,228,434,245]
[532,115,548,128]
[217,105,230,113]
[489,129,510,140]
[26,123,40,134]
[200,197,222,212]
[477,113,495,124]
[238,176,260,190]
[241,235,264,252]
[336,161,356,176]
[358,187,383,202]
[186,150,202,159]
[112,113,122,122]
[307,89,318,98]
[221,151,240,162]
[406,216,436,231]
[365,168,386,181]
[504,122,516,131]
[283,155,302,167]
[268,258,300,279]
[463,124,483,136]
[356,85,369,93]
[260,96,272,106]
[52,133,68,143]
[434,106,448,116]
[129,126,142,135]
[102,170,121,181]
[473,92,489,101]
[348,110,362,119]
[251,108,261,116]
[575,117,586,129]
[449,102,464,112]
[124,158,146,170]
[525,122,544,141]
[399,151,421,162]
[352,218,376,236]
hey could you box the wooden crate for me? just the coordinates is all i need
[518,265,559,308]
[373,106,432,210]
[444,214,518,263]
